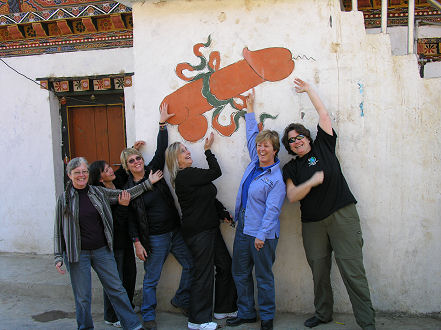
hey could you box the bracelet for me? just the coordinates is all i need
[159,122,166,125]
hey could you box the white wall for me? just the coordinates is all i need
[366,24,441,77]
[131,0,441,314]
[0,48,134,254]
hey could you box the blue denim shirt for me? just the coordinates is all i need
[234,113,286,241]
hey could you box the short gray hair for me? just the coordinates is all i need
[66,157,88,175]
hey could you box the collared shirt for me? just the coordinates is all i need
[241,161,277,210]
[234,113,286,242]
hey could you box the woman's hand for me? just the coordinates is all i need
[118,190,131,206]
[204,132,214,151]
[149,170,163,184]
[134,241,148,261]
[55,262,65,275]
[293,77,311,94]
[222,214,233,225]
[254,238,265,251]
[133,140,145,150]
[159,102,175,123]
[309,171,324,187]
[246,88,255,113]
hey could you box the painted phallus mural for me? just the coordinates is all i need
[161,36,295,142]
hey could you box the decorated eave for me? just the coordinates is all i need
[0,1,133,57]
[37,73,134,96]
[342,0,441,63]
[341,0,441,27]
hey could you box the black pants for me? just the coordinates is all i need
[104,244,137,322]
[184,227,237,324]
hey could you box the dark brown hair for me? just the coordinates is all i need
[282,123,313,156]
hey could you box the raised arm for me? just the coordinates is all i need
[245,89,259,161]
[146,103,175,171]
[177,133,222,186]
[294,78,332,135]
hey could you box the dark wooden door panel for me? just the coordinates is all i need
[67,104,126,168]
[107,105,126,169]
[94,106,110,162]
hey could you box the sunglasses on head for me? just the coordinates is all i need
[128,156,143,164]
[288,135,305,143]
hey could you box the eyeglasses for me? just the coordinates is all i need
[288,135,305,143]
[128,156,143,164]
[72,170,89,176]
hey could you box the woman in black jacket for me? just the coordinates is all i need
[119,104,193,330]
[166,133,237,330]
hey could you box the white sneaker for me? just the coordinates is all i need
[105,320,122,328]
[213,311,238,320]
[187,321,218,329]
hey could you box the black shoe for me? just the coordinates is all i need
[170,299,190,317]
[304,316,332,328]
[226,317,257,327]
[143,320,157,330]
[261,319,273,330]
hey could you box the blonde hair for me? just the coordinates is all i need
[165,142,182,188]
[256,129,280,157]
[120,148,143,173]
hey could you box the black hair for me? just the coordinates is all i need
[88,160,106,187]
[281,123,313,156]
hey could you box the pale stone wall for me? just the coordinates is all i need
[131,0,441,314]
[366,25,441,78]
[0,48,134,254]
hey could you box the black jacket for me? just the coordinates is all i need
[125,128,180,252]
[175,150,230,238]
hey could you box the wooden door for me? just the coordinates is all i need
[67,104,126,169]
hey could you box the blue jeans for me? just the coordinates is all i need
[141,230,193,322]
[232,210,278,321]
[65,246,142,330]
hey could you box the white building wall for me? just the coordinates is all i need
[131,0,441,314]
[366,24,441,77]
[0,48,134,254]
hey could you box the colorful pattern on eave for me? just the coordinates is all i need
[342,0,441,28]
[0,0,117,14]
[418,38,441,61]
[0,1,132,57]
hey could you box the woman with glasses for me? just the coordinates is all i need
[54,157,160,330]
[119,104,193,330]
[165,133,237,330]
[281,78,375,330]
[226,90,286,330]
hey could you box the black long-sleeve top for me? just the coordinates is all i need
[175,149,226,238]
[126,127,180,251]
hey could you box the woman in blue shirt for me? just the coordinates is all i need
[227,90,286,330]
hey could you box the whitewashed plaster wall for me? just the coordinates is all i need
[366,25,441,77]
[131,0,441,314]
[0,48,134,254]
